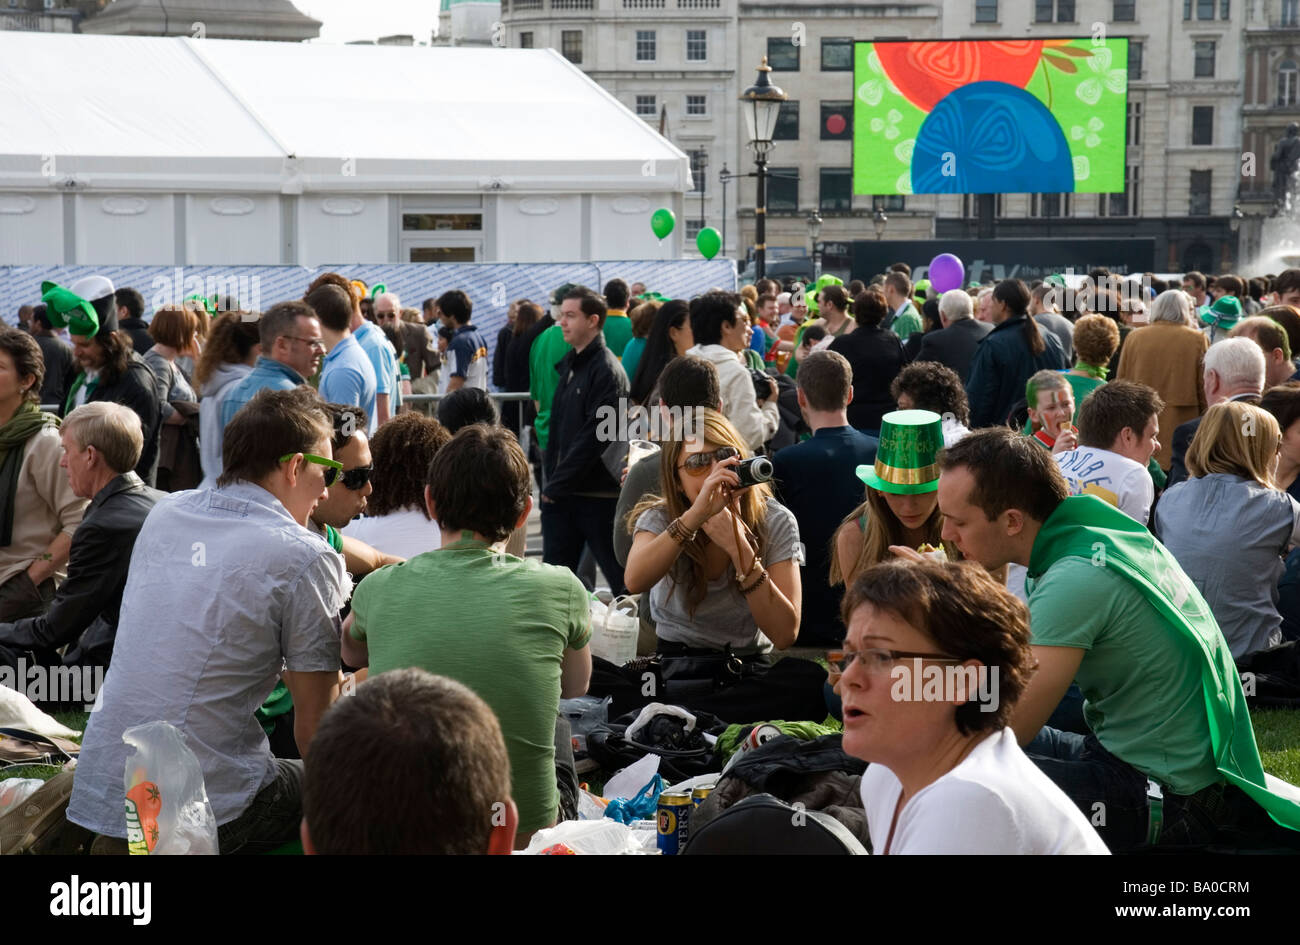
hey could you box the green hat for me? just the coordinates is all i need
[551,282,577,306]
[1200,295,1242,330]
[1044,274,1066,287]
[913,278,931,307]
[856,409,944,495]
[41,275,118,337]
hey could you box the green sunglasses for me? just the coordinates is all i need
[279,452,343,487]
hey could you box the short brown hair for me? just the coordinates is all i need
[1216,273,1246,299]
[303,668,512,855]
[938,427,1069,523]
[304,284,353,332]
[1072,314,1121,369]
[426,424,530,542]
[367,413,452,517]
[0,328,43,404]
[1233,315,1293,361]
[563,286,607,329]
[796,349,852,411]
[1258,304,1300,358]
[852,287,889,327]
[1261,381,1300,437]
[218,386,332,487]
[258,300,316,349]
[1076,380,1164,449]
[841,559,1034,736]
[884,270,912,298]
[147,304,198,350]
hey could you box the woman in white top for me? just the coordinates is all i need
[835,558,1109,855]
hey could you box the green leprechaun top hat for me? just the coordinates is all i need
[856,409,944,495]
[40,275,118,337]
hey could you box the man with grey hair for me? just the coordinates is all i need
[1167,337,1267,486]
[0,402,162,682]
[975,287,995,324]
[915,288,993,383]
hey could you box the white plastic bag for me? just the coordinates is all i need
[521,818,647,855]
[602,750,661,802]
[122,721,218,855]
[0,778,43,817]
[589,594,638,666]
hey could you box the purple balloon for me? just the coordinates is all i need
[928,253,965,293]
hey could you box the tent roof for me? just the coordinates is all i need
[0,32,690,193]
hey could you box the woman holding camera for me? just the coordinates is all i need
[624,409,801,654]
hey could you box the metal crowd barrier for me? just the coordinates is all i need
[42,391,536,415]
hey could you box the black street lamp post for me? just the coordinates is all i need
[740,57,787,281]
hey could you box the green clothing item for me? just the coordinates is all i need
[715,719,842,762]
[529,324,572,451]
[0,401,58,547]
[602,310,633,359]
[1021,373,1105,436]
[1147,456,1166,490]
[1028,496,1300,828]
[621,335,647,383]
[350,536,592,834]
[890,301,922,341]
[742,348,765,371]
[783,318,821,379]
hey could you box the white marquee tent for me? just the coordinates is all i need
[0,32,693,266]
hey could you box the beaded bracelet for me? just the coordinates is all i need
[667,517,697,544]
[735,556,763,588]
[740,569,769,596]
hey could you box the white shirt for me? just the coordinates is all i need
[1054,445,1153,525]
[341,507,442,561]
[684,343,779,451]
[860,727,1110,855]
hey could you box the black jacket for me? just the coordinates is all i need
[828,324,905,434]
[543,333,629,498]
[118,317,154,355]
[0,473,162,668]
[63,352,162,486]
[965,315,1068,428]
[35,334,75,408]
[914,317,993,384]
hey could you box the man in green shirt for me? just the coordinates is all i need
[601,278,633,358]
[529,284,575,456]
[883,270,922,341]
[344,424,592,847]
[926,428,1300,851]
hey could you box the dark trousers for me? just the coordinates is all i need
[541,495,626,596]
[0,570,54,622]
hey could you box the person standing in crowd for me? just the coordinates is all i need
[45,275,162,486]
[1230,316,1295,389]
[301,669,518,855]
[395,302,437,392]
[67,386,350,855]
[1024,371,1076,452]
[0,402,161,678]
[195,312,261,491]
[687,291,779,451]
[882,271,922,341]
[113,288,152,356]
[502,301,542,440]
[310,275,392,428]
[771,351,878,646]
[837,560,1108,855]
[1030,283,1075,364]
[629,299,694,406]
[220,300,322,429]
[414,297,444,397]
[1053,380,1163,525]
[1154,402,1300,661]
[618,298,658,392]
[829,287,905,436]
[16,305,34,335]
[1167,337,1265,487]
[815,285,857,342]
[1116,289,1208,471]
[601,278,634,358]
[974,286,995,324]
[541,286,629,595]
[28,305,74,410]
[1183,271,1211,310]
[492,300,519,394]
[915,288,992,384]
[931,429,1300,851]
[1262,382,1300,502]
[0,329,86,623]
[902,297,942,362]
[307,283,378,434]
[343,424,591,849]
[891,361,972,446]
[142,305,202,492]
[1060,314,1120,411]
[360,289,404,423]
[966,279,1067,429]
[438,289,489,392]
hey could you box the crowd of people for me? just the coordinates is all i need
[3,262,1300,856]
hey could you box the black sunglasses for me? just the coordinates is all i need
[340,463,374,491]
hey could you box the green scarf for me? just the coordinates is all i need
[1027,496,1300,831]
[0,402,59,547]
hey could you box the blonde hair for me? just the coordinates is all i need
[1186,401,1280,489]
[626,409,772,616]
[829,486,954,586]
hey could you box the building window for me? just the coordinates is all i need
[1280,61,1299,107]
[1285,0,1300,27]
[768,167,799,211]
[962,194,1005,217]
[686,29,707,61]
[685,219,704,240]
[821,37,854,71]
[873,195,905,212]
[773,100,800,140]
[686,94,707,116]
[561,30,583,64]
[1127,101,1142,146]
[1099,166,1139,217]
[688,149,707,192]
[767,36,799,71]
[1221,0,1230,17]
[819,168,852,212]
[1128,41,1143,80]
[635,95,656,118]
[820,101,852,140]
[1194,41,1215,78]
[519,32,533,49]
[1189,169,1212,216]
[975,0,998,23]
[1191,106,1214,145]
[1031,193,1071,217]
[1113,0,1136,20]
[636,30,656,61]
[1035,0,1074,22]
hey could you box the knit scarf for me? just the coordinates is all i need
[1027,495,1300,830]
[0,401,59,547]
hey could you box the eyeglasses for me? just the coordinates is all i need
[287,336,327,351]
[826,648,964,678]
[340,463,374,491]
[376,311,398,320]
[280,452,343,487]
[677,445,739,476]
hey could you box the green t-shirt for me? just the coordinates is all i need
[891,302,922,341]
[1027,557,1220,795]
[602,311,633,359]
[528,324,572,451]
[350,537,592,834]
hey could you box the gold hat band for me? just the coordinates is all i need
[874,460,940,486]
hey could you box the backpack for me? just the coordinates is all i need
[683,793,867,855]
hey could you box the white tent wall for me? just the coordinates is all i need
[0,194,62,265]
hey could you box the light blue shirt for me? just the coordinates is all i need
[353,320,397,397]
[67,482,348,835]
[319,334,378,434]
[198,362,253,490]
[219,356,306,430]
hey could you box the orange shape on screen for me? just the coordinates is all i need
[874,41,1047,113]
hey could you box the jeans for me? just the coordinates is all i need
[217,758,304,855]
[541,495,626,596]
[1045,683,1089,735]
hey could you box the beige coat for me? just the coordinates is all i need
[1115,320,1209,470]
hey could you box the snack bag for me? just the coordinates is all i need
[122,721,218,855]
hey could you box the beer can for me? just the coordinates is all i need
[743,723,782,752]
[691,785,712,808]
[656,792,693,855]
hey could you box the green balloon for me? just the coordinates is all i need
[650,207,675,240]
[696,227,722,259]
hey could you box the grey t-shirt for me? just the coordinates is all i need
[634,497,802,651]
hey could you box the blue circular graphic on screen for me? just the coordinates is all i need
[911,81,1074,194]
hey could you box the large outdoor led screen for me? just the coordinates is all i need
[853,39,1129,196]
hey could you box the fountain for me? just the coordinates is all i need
[1254,123,1300,274]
